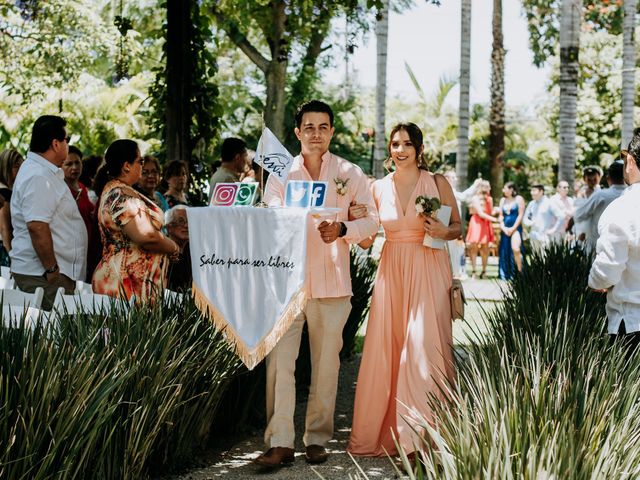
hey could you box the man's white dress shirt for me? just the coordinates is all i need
[10,152,88,280]
[523,196,564,246]
[588,183,640,334]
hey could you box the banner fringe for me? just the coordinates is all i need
[192,283,307,370]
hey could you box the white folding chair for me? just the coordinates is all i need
[51,288,130,316]
[163,289,185,304]
[75,280,93,295]
[2,305,50,329]
[0,266,10,280]
[0,276,15,289]
[0,286,44,309]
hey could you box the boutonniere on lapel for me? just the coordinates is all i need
[334,177,349,196]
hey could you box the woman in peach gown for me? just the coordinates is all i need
[347,123,461,457]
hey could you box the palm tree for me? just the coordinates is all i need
[489,0,505,199]
[374,0,390,178]
[457,0,472,191]
[622,0,637,147]
[558,0,582,183]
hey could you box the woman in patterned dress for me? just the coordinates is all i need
[92,140,180,301]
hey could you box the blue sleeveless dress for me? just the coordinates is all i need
[498,201,524,280]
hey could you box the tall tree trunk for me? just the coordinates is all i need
[374,0,389,178]
[265,60,288,140]
[457,0,472,190]
[558,0,582,184]
[622,0,637,147]
[166,0,192,164]
[489,0,505,200]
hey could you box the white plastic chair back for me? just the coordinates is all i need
[2,306,50,329]
[0,266,10,279]
[0,276,15,289]
[52,288,130,316]
[0,286,44,309]
[75,280,93,295]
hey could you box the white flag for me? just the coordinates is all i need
[255,127,294,184]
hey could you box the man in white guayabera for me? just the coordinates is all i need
[589,129,640,350]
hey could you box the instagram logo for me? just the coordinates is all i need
[211,183,239,206]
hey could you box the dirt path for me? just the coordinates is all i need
[170,355,403,480]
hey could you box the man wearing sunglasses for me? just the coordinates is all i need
[9,115,88,310]
[589,129,640,349]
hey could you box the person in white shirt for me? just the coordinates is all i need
[548,180,574,242]
[573,161,626,252]
[589,130,640,347]
[523,184,564,252]
[10,115,88,310]
[443,170,481,278]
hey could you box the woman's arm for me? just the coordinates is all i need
[425,174,462,241]
[0,203,12,251]
[473,196,498,222]
[511,196,526,230]
[122,209,179,258]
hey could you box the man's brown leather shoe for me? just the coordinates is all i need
[254,447,295,468]
[305,444,329,464]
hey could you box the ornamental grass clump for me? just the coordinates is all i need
[0,294,241,479]
[392,243,640,479]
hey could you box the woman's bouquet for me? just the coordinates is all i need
[415,195,445,248]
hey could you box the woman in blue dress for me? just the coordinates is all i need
[498,181,525,280]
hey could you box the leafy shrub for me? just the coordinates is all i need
[397,244,640,479]
[0,295,241,479]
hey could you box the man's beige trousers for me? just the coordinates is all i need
[265,296,352,448]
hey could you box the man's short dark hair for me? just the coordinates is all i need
[531,184,545,191]
[608,160,624,183]
[295,100,334,128]
[29,115,67,154]
[68,145,82,159]
[221,137,246,163]
[625,127,640,167]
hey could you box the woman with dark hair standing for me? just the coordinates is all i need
[92,139,180,301]
[162,160,192,208]
[498,181,525,280]
[348,123,461,461]
[0,149,23,265]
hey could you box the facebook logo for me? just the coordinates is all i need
[285,181,311,208]
[310,182,327,207]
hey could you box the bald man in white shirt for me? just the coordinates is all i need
[589,130,640,348]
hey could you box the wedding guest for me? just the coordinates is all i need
[577,165,603,199]
[549,180,574,242]
[61,146,94,235]
[574,161,626,252]
[134,155,169,211]
[256,100,378,469]
[92,140,179,301]
[165,205,191,291]
[465,180,497,278]
[162,160,192,208]
[11,115,87,310]
[589,131,640,348]
[498,181,525,280]
[208,138,247,203]
[79,154,103,204]
[0,149,23,265]
[523,184,564,253]
[443,170,480,278]
[348,122,460,464]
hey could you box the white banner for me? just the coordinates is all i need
[187,207,308,369]
[255,127,294,184]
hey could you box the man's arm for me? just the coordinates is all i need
[341,172,378,244]
[26,221,59,280]
[574,193,600,222]
[523,201,535,228]
[588,220,629,290]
